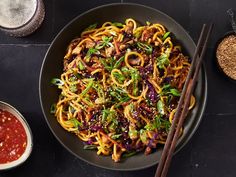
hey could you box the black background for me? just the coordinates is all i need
[1,0,236,177]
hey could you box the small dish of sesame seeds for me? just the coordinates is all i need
[216,31,236,81]
[0,101,33,170]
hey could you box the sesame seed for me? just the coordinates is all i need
[216,34,236,80]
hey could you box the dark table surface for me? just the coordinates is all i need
[1,0,236,177]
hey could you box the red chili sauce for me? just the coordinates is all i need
[0,109,27,164]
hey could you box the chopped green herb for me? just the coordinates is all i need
[146,21,151,26]
[137,42,153,54]
[122,151,137,158]
[112,71,126,83]
[170,88,181,96]
[83,145,97,150]
[51,78,64,86]
[112,22,124,27]
[100,59,112,71]
[121,66,129,73]
[68,75,77,82]
[154,115,162,129]
[69,84,77,92]
[101,109,116,124]
[140,129,147,143]
[66,118,82,128]
[84,23,97,31]
[157,100,165,115]
[163,31,171,40]
[86,48,100,58]
[50,103,56,114]
[130,69,140,96]
[162,84,171,90]
[129,129,138,139]
[96,36,113,49]
[161,84,181,97]
[160,117,171,131]
[113,56,124,69]
[115,96,130,108]
[78,61,85,70]
[156,53,170,69]
[111,134,122,139]
[81,79,94,96]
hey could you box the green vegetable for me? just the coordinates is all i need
[161,84,181,97]
[113,56,124,69]
[163,31,171,40]
[69,85,77,92]
[121,66,129,73]
[86,48,100,59]
[111,134,122,139]
[109,87,130,106]
[140,129,147,143]
[50,103,56,114]
[156,53,170,69]
[83,145,97,150]
[154,115,162,130]
[84,23,97,31]
[122,151,137,158]
[146,21,151,26]
[130,69,140,96]
[101,109,117,124]
[145,115,170,131]
[162,84,171,90]
[129,129,138,139]
[112,22,124,27]
[68,75,77,82]
[161,118,171,131]
[144,115,162,131]
[144,123,155,131]
[112,71,126,83]
[157,100,165,115]
[51,78,64,86]
[170,88,181,96]
[100,59,112,71]
[81,79,94,96]
[137,42,153,54]
[96,36,113,49]
[78,61,85,70]
[115,96,130,108]
[66,118,82,128]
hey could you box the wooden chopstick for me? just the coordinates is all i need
[155,23,213,177]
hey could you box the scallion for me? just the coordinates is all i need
[163,31,171,40]
[50,103,56,114]
[51,78,64,86]
[137,42,153,54]
[83,145,97,150]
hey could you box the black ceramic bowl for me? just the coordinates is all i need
[39,3,207,171]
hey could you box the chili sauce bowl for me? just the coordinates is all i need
[0,101,33,170]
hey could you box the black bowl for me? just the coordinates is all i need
[39,3,207,171]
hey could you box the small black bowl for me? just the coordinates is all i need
[215,31,236,82]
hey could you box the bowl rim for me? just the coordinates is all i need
[0,101,33,170]
[39,2,207,171]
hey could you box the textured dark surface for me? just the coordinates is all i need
[0,0,236,177]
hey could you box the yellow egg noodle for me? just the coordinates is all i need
[51,18,195,162]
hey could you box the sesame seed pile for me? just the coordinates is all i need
[216,34,236,80]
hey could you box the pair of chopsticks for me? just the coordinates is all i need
[155,23,213,177]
